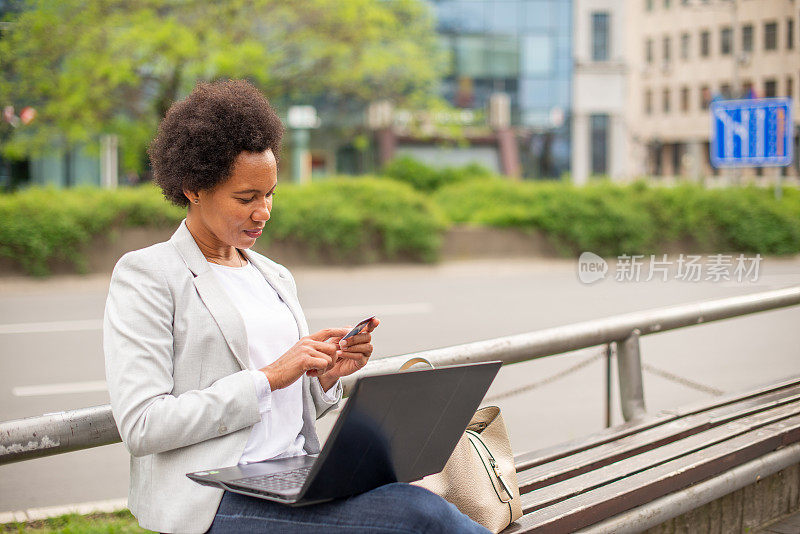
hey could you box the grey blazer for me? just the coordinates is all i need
[103,220,341,534]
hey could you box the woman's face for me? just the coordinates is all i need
[188,148,278,250]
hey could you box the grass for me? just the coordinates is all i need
[0,510,152,534]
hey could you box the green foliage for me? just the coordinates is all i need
[631,184,800,255]
[0,179,445,275]
[0,0,445,170]
[265,177,446,262]
[0,186,184,276]
[381,156,494,192]
[2,177,799,277]
[435,180,800,257]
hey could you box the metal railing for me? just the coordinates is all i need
[2,285,800,466]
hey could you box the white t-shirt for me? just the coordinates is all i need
[208,260,309,464]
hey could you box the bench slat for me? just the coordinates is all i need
[516,387,800,492]
[514,375,800,472]
[510,412,800,533]
[520,399,800,513]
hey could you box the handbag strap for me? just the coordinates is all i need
[465,430,515,503]
[399,357,434,371]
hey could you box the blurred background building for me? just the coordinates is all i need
[571,0,629,184]
[2,0,798,187]
[428,0,574,179]
[626,0,800,180]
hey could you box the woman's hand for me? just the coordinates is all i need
[260,328,349,390]
[318,317,380,390]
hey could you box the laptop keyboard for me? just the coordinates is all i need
[232,466,312,492]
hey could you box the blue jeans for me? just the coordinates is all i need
[205,483,491,533]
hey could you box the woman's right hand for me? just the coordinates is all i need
[259,328,350,390]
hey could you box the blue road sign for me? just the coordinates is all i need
[710,98,794,168]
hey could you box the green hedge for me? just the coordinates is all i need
[263,177,446,263]
[635,183,800,256]
[0,178,446,276]
[380,155,495,192]
[2,173,799,276]
[0,186,184,276]
[434,179,800,257]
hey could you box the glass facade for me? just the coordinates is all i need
[429,0,573,178]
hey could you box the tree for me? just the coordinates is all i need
[0,0,445,171]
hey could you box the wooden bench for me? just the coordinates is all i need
[505,375,800,533]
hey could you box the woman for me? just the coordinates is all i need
[104,79,489,534]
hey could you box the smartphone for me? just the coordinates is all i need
[341,316,376,340]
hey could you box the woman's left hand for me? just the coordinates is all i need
[318,317,380,389]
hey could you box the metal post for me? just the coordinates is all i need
[605,343,613,428]
[617,329,647,421]
[775,167,783,200]
[290,128,309,184]
[100,134,118,189]
[729,0,742,186]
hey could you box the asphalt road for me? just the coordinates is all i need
[2,255,800,513]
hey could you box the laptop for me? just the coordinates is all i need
[187,360,502,506]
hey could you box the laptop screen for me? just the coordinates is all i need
[301,361,502,501]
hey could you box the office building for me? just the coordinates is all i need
[429,0,574,178]
[627,0,800,179]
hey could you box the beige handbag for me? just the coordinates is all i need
[401,358,523,533]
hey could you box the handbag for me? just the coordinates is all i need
[400,358,523,533]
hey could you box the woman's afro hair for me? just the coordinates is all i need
[148,79,284,207]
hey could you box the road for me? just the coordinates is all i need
[2,255,800,514]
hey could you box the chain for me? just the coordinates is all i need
[484,349,606,402]
[642,363,725,397]
[322,350,723,415]
[323,349,606,415]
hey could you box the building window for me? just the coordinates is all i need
[663,0,671,8]
[646,38,654,63]
[764,22,778,51]
[680,32,690,59]
[720,27,732,55]
[700,30,710,57]
[646,0,653,12]
[742,80,754,98]
[645,89,653,115]
[680,86,690,112]
[663,88,671,113]
[764,78,777,97]
[742,24,753,53]
[592,12,611,61]
[590,114,610,175]
[700,85,711,109]
[788,18,795,50]
[788,76,794,99]
[663,36,671,62]
[720,83,731,99]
